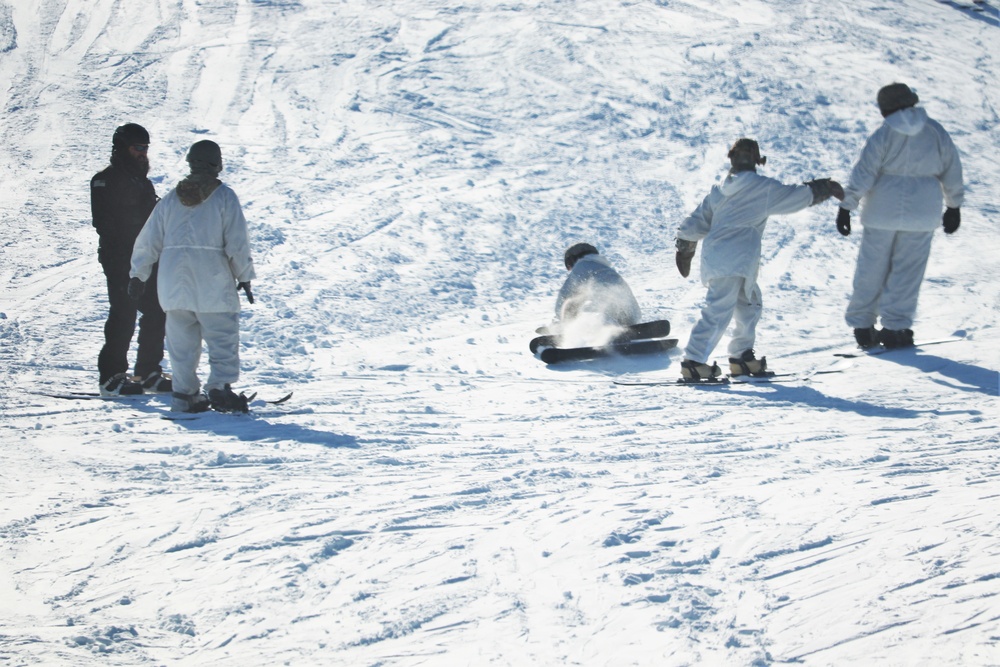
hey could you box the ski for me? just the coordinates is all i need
[161,406,306,421]
[833,336,965,358]
[161,391,294,419]
[29,391,151,401]
[161,411,250,421]
[613,359,852,387]
[265,392,294,405]
[614,375,789,388]
[31,389,291,405]
[539,337,678,364]
[531,319,671,354]
[162,412,213,421]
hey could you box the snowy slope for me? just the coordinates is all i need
[1,0,999,665]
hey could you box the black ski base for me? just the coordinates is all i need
[531,319,670,354]
[539,337,678,364]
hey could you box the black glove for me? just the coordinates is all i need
[127,277,145,302]
[836,208,851,236]
[238,281,254,304]
[942,207,960,234]
[805,179,844,205]
[675,239,697,278]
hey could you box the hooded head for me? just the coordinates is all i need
[564,243,599,271]
[178,140,223,206]
[110,123,150,175]
[877,83,919,118]
[186,139,223,177]
[728,138,766,173]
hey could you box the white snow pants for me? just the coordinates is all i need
[846,228,934,331]
[165,310,241,396]
[684,277,762,364]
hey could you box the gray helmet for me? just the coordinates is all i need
[186,140,223,175]
[564,243,599,270]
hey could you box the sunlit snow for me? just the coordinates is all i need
[1,0,998,665]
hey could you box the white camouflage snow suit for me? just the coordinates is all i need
[840,106,964,331]
[677,170,817,364]
[554,253,641,327]
[130,182,255,399]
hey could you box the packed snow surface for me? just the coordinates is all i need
[1,0,998,665]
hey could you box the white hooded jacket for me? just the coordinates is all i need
[554,254,641,325]
[840,107,964,231]
[131,183,255,313]
[677,170,814,287]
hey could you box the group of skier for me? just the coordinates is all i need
[91,125,255,412]
[550,83,963,381]
[91,82,963,409]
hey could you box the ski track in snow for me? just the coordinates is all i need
[1,0,999,665]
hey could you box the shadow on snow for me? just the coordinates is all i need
[871,349,999,397]
[149,404,360,448]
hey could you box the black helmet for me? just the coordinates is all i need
[564,243,599,270]
[877,83,918,117]
[112,123,150,149]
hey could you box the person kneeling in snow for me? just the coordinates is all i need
[675,139,843,381]
[550,243,642,346]
[129,140,256,413]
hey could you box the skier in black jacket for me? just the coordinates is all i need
[91,123,170,395]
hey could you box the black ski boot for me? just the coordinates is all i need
[208,384,250,413]
[140,369,173,393]
[853,326,880,350]
[879,328,914,350]
[101,372,144,396]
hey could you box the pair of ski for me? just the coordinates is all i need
[614,360,853,388]
[532,319,677,364]
[32,389,293,407]
[614,335,966,388]
[831,336,965,359]
[159,391,295,420]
